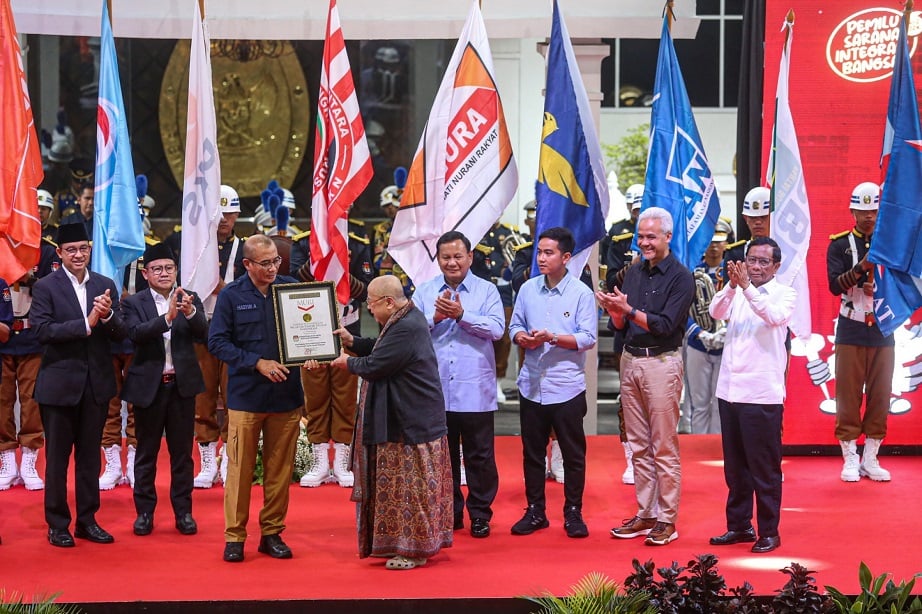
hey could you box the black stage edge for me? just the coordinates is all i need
[78,598,535,614]
[782,444,922,456]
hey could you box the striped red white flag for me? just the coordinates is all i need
[310,0,372,305]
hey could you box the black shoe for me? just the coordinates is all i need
[511,505,549,535]
[48,528,75,548]
[175,513,198,535]
[709,527,756,546]
[258,534,293,559]
[470,518,491,538]
[453,515,464,531]
[751,535,781,553]
[564,506,589,538]
[133,513,153,536]
[74,523,114,544]
[224,541,244,562]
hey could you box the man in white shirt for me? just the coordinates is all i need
[707,236,795,554]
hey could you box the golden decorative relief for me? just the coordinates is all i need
[159,40,309,200]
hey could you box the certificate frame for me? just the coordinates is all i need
[272,281,342,366]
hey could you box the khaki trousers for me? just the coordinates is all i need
[0,354,44,450]
[194,343,229,444]
[102,353,135,447]
[301,363,357,444]
[834,344,894,441]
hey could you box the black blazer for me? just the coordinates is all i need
[120,289,207,407]
[31,268,127,407]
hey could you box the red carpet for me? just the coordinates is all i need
[0,435,919,605]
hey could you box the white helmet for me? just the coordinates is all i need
[380,185,402,208]
[850,182,880,211]
[742,186,771,217]
[37,189,55,210]
[219,185,241,213]
[253,203,272,230]
[281,188,296,209]
[625,184,645,210]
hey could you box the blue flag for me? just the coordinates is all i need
[92,0,144,283]
[870,19,922,337]
[641,17,720,270]
[533,0,609,278]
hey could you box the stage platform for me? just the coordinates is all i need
[1,435,919,612]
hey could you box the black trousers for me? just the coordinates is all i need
[40,392,107,530]
[718,399,783,537]
[520,391,587,512]
[446,411,498,522]
[133,382,195,517]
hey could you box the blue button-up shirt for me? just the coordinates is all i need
[509,272,597,404]
[413,271,505,412]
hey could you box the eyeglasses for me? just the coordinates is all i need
[367,295,393,307]
[745,257,775,267]
[147,264,177,275]
[62,245,91,256]
[247,256,283,270]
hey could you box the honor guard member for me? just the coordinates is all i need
[827,182,894,483]
[193,185,247,488]
[60,181,96,241]
[373,173,414,296]
[604,184,644,292]
[55,158,94,219]
[510,200,537,294]
[471,220,517,402]
[37,189,59,244]
[136,174,160,242]
[289,215,374,487]
[724,187,771,265]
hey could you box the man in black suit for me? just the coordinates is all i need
[31,223,128,547]
[120,243,207,537]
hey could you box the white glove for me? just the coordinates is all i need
[697,330,715,351]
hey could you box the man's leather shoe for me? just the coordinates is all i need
[751,535,781,553]
[133,513,153,536]
[74,523,114,544]
[709,527,756,545]
[224,541,244,562]
[48,528,75,548]
[258,534,293,559]
[453,515,464,530]
[175,513,198,535]
[470,518,490,538]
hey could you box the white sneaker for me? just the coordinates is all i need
[126,444,136,488]
[99,445,122,490]
[219,443,229,486]
[550,440,564,484]
[299,442,332,487]
[0,449,19,490]
[839,440,860,482]
[194,442,219,488]
[621,441,635,485]
[332,443,354,488]
[19,447,44,491]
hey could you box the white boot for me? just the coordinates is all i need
[0,449,19,490]
[860,438,891,481]
[621,441,635,485]
[332,443,354,488]
[550,440,564,484]
[99,444,123,490]
[219,443,229,486]
[299,442,331,487]
[496,381,506,404]
[126,444,136,488]
[194,442,219,488]
[459,444,467,486]
[19,447,44,491]
[839,440,860,482]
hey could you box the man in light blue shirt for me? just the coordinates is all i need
[413,231,505,539]
[508,227,597,538]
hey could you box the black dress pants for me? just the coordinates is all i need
[446,411,498,521]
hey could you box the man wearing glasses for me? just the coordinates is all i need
[31,222,128,547]
[208,235,303,563]
[708,237,794,554]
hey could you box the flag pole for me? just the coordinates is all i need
[107,0,112,23]
[665,0,675,32]
[784,9,794,48]
[199,0,205,18]
[905,0,914,22]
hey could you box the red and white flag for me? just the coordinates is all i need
[181,0,221,299]
[0,0,43,283]
[310,0,373,305]
[388,0,517,284]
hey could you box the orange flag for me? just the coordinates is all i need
[0,0,43,283]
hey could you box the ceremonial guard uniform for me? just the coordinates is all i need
[472,222,517,390]
[373,183,414,296]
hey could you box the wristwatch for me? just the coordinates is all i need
[626,307,637,321]
[549,333,559,346]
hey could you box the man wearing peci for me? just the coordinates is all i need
[30,222,128,547]
[413,231,505,538]
[120,243,207,537]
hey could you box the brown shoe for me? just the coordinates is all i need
[610,515,657,539]
[644,521,678,546]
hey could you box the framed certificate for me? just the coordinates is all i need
[272,281,342,366]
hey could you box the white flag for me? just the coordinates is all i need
[768,17,811,339]
[181,0,221,298]
[388,0,518,284]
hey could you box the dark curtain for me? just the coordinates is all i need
[735,0,767,241]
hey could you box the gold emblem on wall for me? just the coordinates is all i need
[159,40,309,199]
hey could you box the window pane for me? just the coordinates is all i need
[724,20,742,107]
[725,0,745,16]
[675,20,719,106]
[696,0,721,16]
